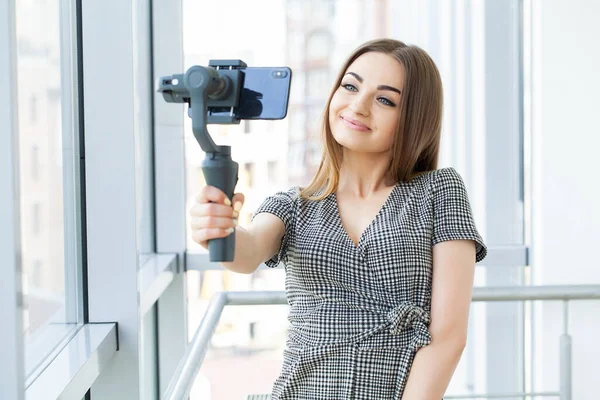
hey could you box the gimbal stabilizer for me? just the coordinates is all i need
[157,60,248,262]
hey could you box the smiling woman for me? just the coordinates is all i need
[190,38,487,400]
[244,39,484,400]
[185,39,487,400]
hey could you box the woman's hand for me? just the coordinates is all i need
[189,185,245,250]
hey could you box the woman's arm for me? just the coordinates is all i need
[401,239,476,399]
[218,213,285,274]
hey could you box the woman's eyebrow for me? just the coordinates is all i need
[344,72,402,95]
[377,85,402,95]
[345,72,364,82]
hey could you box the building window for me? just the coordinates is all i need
[288,143,306,176]
[306,68,330,98]
[30,95,38,123]
[33,260,42,288]
[288,107,306,141]
[289,70,305,103]
[33,202,40,236]
[268,161,278,183]
[32,145,40,181]
[306,31,333,61]
[244,162,255,187]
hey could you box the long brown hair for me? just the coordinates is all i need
[299,38,443,201]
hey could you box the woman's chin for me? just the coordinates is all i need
[335,139,374,154]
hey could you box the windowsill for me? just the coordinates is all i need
[25,321,80,388]
[139,253,178,315]
[25,323,117,400]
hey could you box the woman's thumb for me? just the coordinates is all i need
[231,192,245,212]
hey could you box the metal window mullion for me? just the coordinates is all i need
[522,0,536,393]
[0,0,25,399]
[457,0,478,392]
[82,0,142,397]
[484,0,526,397]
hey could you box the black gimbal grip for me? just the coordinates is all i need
[202,152,239,262]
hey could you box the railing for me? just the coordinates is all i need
[162,285,600,400]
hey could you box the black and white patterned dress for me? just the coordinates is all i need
[251,167,487,399]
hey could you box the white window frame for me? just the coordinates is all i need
[0,0,25,398]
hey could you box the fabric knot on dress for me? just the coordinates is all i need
[386,302,432,349]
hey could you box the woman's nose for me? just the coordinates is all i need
[349,94,370,116]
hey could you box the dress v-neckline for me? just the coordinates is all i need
[331,183,399,249]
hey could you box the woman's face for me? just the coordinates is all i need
[328,52,405,154]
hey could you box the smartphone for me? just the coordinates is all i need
[208,66,292,120]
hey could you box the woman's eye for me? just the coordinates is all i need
[340,83,396,107]
[378,97,396,107]
[342,83,358,92]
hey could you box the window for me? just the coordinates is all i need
[243,162,255,187]
[306,31,332,61]
[32,145,40,181]
[267,161,278,183]
[32,202,40,236]
[286,32,305,65]
[306,68,330,99]
[306,104,324,138]
[30,95,37,123]
[15,0,83,379]
[313,1,335,18]
[32,260,42,289]
[289,70,305,103]
[288,106,306,141]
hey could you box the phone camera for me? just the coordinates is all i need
[272,70,288,79]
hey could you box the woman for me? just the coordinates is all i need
[190,38,487,399]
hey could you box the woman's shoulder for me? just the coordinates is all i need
[267,185,302,196]
[408,167,464,188]
[400,167,467,204]
[409,167,461,181]
[430,167,468,193]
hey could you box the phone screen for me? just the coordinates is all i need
[208,67,292,120]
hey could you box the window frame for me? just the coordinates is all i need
[0,0,26,397]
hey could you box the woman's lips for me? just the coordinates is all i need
[341,116,371,132]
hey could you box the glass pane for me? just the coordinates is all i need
[192,305,290,399]
[15,0,82,377]
[187,268,288,400]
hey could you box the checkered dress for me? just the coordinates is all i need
[251,167,487,399]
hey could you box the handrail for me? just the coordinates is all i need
[162,285,600,400]
[471,284,600,301]
[162,292,286,400]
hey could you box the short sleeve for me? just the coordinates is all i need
[251,186,299,268]
[431,168,488,263]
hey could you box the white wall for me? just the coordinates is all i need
[531,0,600,397]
